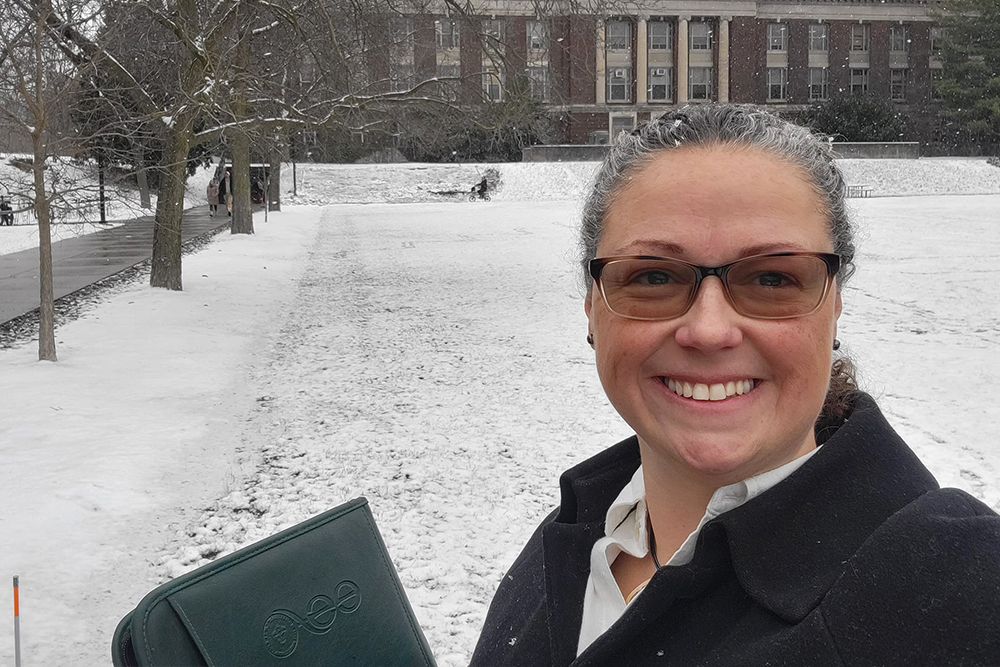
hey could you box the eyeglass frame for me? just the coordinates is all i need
[588,251,842,321]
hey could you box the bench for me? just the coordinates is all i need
[847,185,874,198]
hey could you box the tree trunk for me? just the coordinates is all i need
[230,128,253,234]
[135,146,151,209]
[31,132,56,362]
[98,152,106,223]
[268,147,281,212]
[150,128,192,290]
[230,27,253,235]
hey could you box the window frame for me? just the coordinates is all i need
[688,66,713,99]
[850,24,869,52]
[647,66,672,102]
[850,68,869,95]
[890,68,907,101]
[648,20,672,51]
[607,20,631,51]
[766,67,788,101]
[890,24,908,52]
[808,24,829,52]
[528,66,550,102]
[808,67,829,101]
[689,22,713,50]
[767,23,789,52]
[607,66,632,102]
[436,19,460,49]
[527,20,547,51]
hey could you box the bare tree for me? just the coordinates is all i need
[0,0,99,361]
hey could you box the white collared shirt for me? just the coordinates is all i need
[576,447,821,656]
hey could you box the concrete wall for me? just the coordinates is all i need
[522,144,607,161]
[832,142,920,158]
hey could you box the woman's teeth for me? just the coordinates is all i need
[665,378,755,401]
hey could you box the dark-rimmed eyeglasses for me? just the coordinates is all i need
[589,252,841,321]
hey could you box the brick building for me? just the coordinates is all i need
[386,0,944,145]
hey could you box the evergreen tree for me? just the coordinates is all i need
[935,0,1000,152]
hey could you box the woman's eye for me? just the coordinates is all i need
[755,272,795,287]
[633,271,672,285]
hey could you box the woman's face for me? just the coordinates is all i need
[585,145,842,484]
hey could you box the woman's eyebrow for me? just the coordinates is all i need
[612,240,813,257]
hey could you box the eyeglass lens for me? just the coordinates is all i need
[598,255,832,320]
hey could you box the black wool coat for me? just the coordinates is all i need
[470,394,1000,667]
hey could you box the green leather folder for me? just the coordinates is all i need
[112,497,436,666]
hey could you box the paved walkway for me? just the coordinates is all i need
[0,206,230,324]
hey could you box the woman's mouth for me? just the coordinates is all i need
[661,377,756,401]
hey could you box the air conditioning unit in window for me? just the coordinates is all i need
[612,68,627,78]
[652,68,666,76]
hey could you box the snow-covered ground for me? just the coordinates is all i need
[0,161,998,666]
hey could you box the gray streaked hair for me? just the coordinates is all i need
[579,104,856,289]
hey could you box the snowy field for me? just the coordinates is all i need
[0,161,998,666]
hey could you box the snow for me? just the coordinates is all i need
[0,159,998,667]
[0,156,217,254]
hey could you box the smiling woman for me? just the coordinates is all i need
[470,105,1000,667]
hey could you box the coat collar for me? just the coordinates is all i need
[540,393,939,665]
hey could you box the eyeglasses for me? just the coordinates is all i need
[589,252,841,321]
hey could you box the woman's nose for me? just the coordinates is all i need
[673,278,744,353]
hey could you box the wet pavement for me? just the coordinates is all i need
[0,206,231,324]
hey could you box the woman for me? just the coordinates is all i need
[470,105,1000,666]
[206,179,219,216]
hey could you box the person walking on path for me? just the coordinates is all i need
[222,171,233,216]
[206,180,220,216]
[0,196,13,226]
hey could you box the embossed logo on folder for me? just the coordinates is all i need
[263,580,361,658]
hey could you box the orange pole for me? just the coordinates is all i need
[13,576,21,667]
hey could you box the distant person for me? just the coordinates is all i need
[206,180,220,216]
[221,171,233,216]
[474,176,488,198]
[0,196,12,226]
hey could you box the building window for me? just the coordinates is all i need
[890,68,907,101]
[528,66,550,102]
[850,24,869,52]
[648,21,673,50]
[390,63,414,93]
[767,23,788,51]
[647,67,672,101]
[808,67,829,101]
[437,64,460,101]
[931,68,944,99]
[607,20,631,51]
[890,25,908,52]
[689,21,712,50]
[930,27,944,55]
[850,68,869,95]
[610,114,635,143]
[808,24,829,52]
[607,67,631,102]
[689,66,712,99]
[482,19,504,53]
[391,17,414,51]
[482,68,503,101]
[767,67,788,100]
[527,20,547,51]
[436,19,459,49]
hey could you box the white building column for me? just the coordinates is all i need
[596,21,606,105]
[677,16,689,102]
[636,18,648,104]
[719,17,730,102]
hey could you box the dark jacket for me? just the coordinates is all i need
[471,394,1000,666]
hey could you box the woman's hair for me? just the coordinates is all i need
[579,104,858,420]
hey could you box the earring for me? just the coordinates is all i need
[833,338,841,351]
[587,333,594,346]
